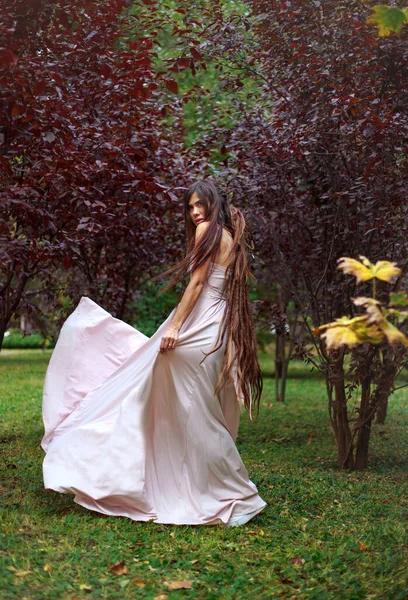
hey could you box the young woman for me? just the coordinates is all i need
[41,180,267,527]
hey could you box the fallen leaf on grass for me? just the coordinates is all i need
[290,557,305,566]
[109,560,128,576]
[359,541,368,551]
[79,584,92,591]
[43,564,52,572]
[154,595,168,600]
[133,579,146,588]
[119,579,130,589]
[190,559,199,564]
[15,570,33,577]
[278,573,293,584]
[164,579,193,590]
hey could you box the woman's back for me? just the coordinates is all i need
[212,228,234,268]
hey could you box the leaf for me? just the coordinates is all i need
[165,79,178,95]
[154,595,169,600]
[133,579,146,588]
[319,320,384,350]
[119,579,130,588]
[337,256,401,283]
[0,50,19,66]
[164,579,193,590]
[109,560,128,576]
[11,105,24,118]
[367,5,408,36]
[389,292,408,307]
[190,47,203,61]
[371,260,401,282]
[337,257,373,282]
[320,325,361,349]
[359,541,368,551]
[352,296,381,307]
[79,584,93,591]
[33,80,47,96]
[379,320,408,347]
[290,557,305,566]
[15,570,32,577]
[352,297,383,324]
[43,564,52,572]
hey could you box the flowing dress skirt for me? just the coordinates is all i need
[41,263,267,525]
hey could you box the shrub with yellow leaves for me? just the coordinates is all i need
[315,256,408,351]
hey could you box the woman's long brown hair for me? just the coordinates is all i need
[159,180,263,420]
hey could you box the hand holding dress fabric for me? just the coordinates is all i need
[160,328,179,353]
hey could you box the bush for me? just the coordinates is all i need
[2,333,55,350]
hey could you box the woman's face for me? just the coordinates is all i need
[187,192,207,226]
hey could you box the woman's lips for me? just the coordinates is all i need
[195,219,204,224]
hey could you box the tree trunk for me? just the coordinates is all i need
[0,323,5,352]
[355,374,372,471]
[275,333,284,402]
[327,349,355,469]
[374,348,402,424]
[376,395,388,425]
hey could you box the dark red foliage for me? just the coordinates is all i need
[197,0,408,468]
[0,0,189,345]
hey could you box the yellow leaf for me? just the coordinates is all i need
[379,320,408,347]
[79,584,93,591]
[321,325,361,349]
[154,595,169,600]
[371,260,401,282]
[108,560,128,576]
[337,257,373,282]
[132,579,146,588]
[338,256,401,283]
[15,570,32,577]
[352,296,381,307]
[359,541,368,551]
[43,564,52,573]
[164,579,193,590]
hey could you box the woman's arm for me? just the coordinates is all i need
[160,222,211,353]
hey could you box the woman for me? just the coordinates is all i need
[41,180,267,527]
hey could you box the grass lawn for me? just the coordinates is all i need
[0,349,407,600]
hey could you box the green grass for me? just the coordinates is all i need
[0,349,407,600]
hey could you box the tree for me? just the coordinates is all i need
[0,0,189,348]
[200,0,408,468]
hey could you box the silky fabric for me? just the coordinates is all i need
[41,262,267,526]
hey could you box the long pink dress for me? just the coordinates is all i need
[41,262,267,526]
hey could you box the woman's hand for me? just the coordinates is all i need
[160,328,179,353]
